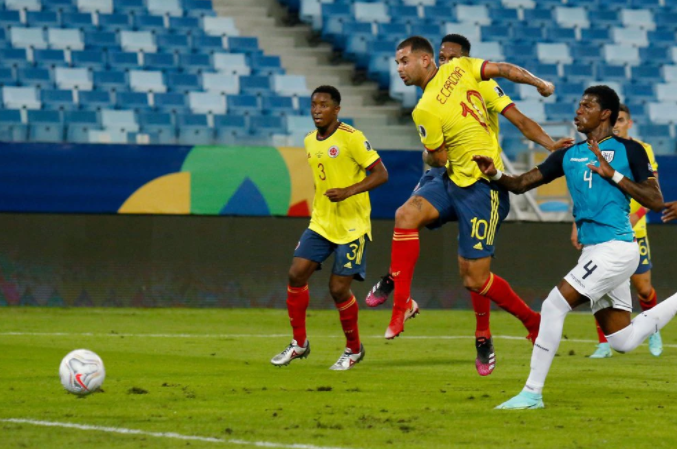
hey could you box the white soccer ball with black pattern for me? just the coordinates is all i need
[59,349,105,395]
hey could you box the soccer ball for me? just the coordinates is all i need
[59,349,106,395]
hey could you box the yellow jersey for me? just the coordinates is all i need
[630,138,658,239]
[304,122,381,244]
[412,56,503,187]
[478,79,515,140]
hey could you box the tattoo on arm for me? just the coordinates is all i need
[494,62,544,89]
[617,178,664,212]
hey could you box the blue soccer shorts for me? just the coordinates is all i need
[634,236,652,275]
[293,229,368,280]
[411,167,458,230]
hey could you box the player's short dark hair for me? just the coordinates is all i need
[441,34,471,55]
[619,103,631,118]
[584,85,620,125]
[396,36,434,56]
[311,85,341,105]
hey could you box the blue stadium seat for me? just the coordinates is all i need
[250,55,284,76]
[640,124,671,138]
[654,13,677,29]
[503,43,536,64]
[148,0,182,17]
[570,44,602,62]
[0,68,17,87]
[107,51,140,71]
[480,25,510,42]
[120,30,155,53]
[55,67,93,90]
[0,51,27,71]
[72,50,106,70]
[98,13,131,32]
[0,109,28,142]
[488,7,520,24]
[421,6,455,25]
[188,91,226,114]
[34,49,68,68]
[154,92,187,113]
[581,27,612,44]
[262,96,295,116]
[226,94,259,115]
[624,83,654,102]
[156,33,189,53]
[65,110,100,143]
[133,15,166,33]
[272,74,308,97]
[524,8,553,27]
[240,75,271,95]
[202,17,239,37]
[202,73,238,95]
[114,0,145,16]
[525,63,558,79]
[129,70,165,93]
[62,12,96,31]
[169,16,200,35]
[388,6,418,25]
[588,10,620,27]
[375,23,405,41]
[214,114,247,137]
[41,89,76,111]
[250,115,286,137]
[298,96,310,115]
[557,82,586,101]
[0,11,23,28]
[166,73,200,93]
[596,64,627,82]
[138,111,176,144]
[11,27,49,50]
[631,65,663,83]
[116,91,150,111]
[647,30,676,47]
[227,36,259,54]
[183,0,216,18]
[78,0,114,14]
[18,67,52,89]
[178,53,211,74]
[564,64,594,82]
[143,52,177,72]
[191,35,224,54]
[26,11,60,29]
[177,113,212,145]
[320,4,352,41]
[27,109,63,143]
[84,31,119,51]
[47,28,85,51]
[79,90,112,110]
[354,2,389,24]
[101,108,138,133]
[545,28,576,43]
[545,103,574,122]
[3,85,41,109]
[213,53,250,76]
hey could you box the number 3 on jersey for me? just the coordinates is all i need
[318,163,326,180]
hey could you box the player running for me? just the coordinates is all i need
[474,86,675,410]
[382,35,557,375]
[270,85,388,370]
[584,103,663,358]
[366,34,572,376]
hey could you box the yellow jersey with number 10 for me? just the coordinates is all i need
[304,122,381,245]
[630,138,658,239]
[412,57,504,188]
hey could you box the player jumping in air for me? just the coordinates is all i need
[366,34,572,376]
[474,86,676,410]
[270,85,388,370]
[381,35,557,375]
[581,103,663,358]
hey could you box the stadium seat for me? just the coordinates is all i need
[656,84,677,102]
[177,113,212,145]
[631,66,663,83]
[46,29,84,52]
[612,27,648,47]
[156,34,190,54]
[624,83,654,102]
[0,109,28,141]
[213,53,250,76]
[648,103,677,124]
[27,109,63,143]
[580,27,611,45]
[148,0,182,17]
[570,44,602,63]
[79,90,112,110]
[192,35,225,54]
[250,55,284,76]
[11,28,48,49]
[114,0,145,16]
[596,63,627,82]
[64,109,99,142]
[620,8,654,30]
[55,67,92,90]
[545,28,576,44]
[62,12,96,31]
[34,49,68,68]
[354,2,389,24]
[214,114,248,144]
[166,73,200,93]
[239,76,271,96]
[27,11,60,29]
[107,51,141,71]
[129,70,166,93]
[3,86,41,109]
[188,91,226,115]
[456,5,490,25]
[227,37,260,54]
[202,17,239,37]
[72,50,106,70]
[154,92,187,113]
[138,111,176,144]
[202,73,239,95]
[472,42,503,61]
[226,94,260,115]
[6,0,41,12]
[179,54,211,74]
[524,8,553,27]
[184,0,216,18]
[545,103,574,122]
[120,30,156,53]
[443,23,480,42]
[640,46,668,64]
[98,13,131,32]
[78,0,113,14]
[262,96,295,116]
[480,25,510,42]
[0,11,22,28]
[133,15,166,34]
[41,89,76,111]
[0,68,17,87]
[101,108,138,132]
[272,74,308,97]
[514,101,545,122]
[116,91,151,111]
[421,6,455,26]
[664,66,677,83]
[18,68,52,90]
[251,115,286,136]
[647,31,676,48]
[169,16,200,35]
[537,43,572,64]
[555,6,589,29]
[388,6,418,25]
[604,44,640,66]
[84,31,119,51]
[143,52,177,72]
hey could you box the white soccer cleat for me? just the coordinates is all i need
[329,344,365,370]
[270,339,310,366]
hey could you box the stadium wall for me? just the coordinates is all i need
[0,214,674,310]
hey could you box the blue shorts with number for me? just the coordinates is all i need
[293,229,368,281]
[412,168,510,259]
[634,235,652,275]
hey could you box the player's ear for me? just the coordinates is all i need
[599,108,611,122]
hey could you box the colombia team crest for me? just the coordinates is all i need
[328,146,340,158]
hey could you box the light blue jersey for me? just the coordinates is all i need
[538,136,655,246]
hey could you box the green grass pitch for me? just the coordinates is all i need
[1,307,677,449]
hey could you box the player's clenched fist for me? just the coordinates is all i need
[538,81,555,98]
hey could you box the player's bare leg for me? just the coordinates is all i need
[632,271,662,356]
[271,258,318,366]
[368,196,440,308]
[329,274,364,370]
[384,196,437,339]
[460,256,540,376]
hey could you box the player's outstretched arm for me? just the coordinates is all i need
[503,106,574,152]
[473,155,545,194]
[324,160,388,202]
[483,62,554,97]
[661,201,677,223]
[586,139,664,212]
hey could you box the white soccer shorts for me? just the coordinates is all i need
[564,240,640,314]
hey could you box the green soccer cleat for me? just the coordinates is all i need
[495,391,544,410]
[589,342,612,359]
[649,331,663,357]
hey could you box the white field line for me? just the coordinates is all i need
[0,331,672,347]
[0,418,356,449]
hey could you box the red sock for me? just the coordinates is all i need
[336,296,360,353]
[287,284,309,345]
[390,228,419,312]
[639,288,657,312]
[471,292,491,339]
[595,319,608,343]
[480,273,539,331]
